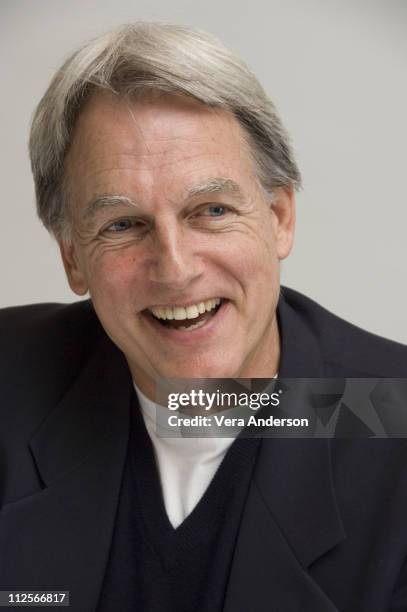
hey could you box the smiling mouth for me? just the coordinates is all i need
[144,298,225,331]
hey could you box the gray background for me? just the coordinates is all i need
[1,0,406,343]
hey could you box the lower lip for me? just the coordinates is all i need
[142,301,231,345]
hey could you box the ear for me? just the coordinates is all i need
[58,239,89,296]
[270,187,296,260]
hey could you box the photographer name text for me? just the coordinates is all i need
[167,414,309,428]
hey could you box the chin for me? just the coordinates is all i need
[158,357,241,380]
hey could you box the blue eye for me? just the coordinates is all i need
[104,218,147,234]
[206,205,226,217]
[106,219,133,232]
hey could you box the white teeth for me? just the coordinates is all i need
[205,299,213,312]
[186,305,199,319]
[178,318,208,332]
[173,306,187,320]
[149,298,222,321]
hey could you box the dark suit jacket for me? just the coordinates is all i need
[1,287,407,611]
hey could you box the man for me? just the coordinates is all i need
[1,22,407,611]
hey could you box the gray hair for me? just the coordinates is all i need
[29,22,301,240]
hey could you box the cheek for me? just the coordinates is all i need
[227,237,277,280]
[87,251,142,302]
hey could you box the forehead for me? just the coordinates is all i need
[65,90,258,207]
[69,89,247,149]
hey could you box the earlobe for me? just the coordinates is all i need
[270,187,296,260]
[58,240,89,296]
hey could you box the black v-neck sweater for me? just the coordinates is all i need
[97,396,261,611]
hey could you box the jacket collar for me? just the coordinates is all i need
[29,331,132,486]
[277,288,326,377]
[274,289,345,568]
[224,291,346,611]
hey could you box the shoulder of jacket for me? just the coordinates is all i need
[0,300,96,343]
[0,299,98,346]
[0,300,101,409]
[281,287,407,377]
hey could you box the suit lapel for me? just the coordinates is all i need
[0,333,132,611]
[224,293,346,611]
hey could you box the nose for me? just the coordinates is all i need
[147,219,202,289]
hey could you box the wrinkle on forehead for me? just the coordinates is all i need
[69,90,242,159]
[65,90,260,215]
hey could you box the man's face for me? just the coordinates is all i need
[61,91,295,396]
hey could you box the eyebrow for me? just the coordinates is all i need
[81,195,140,220]
[186,177,245,201]
[81,177,245,220]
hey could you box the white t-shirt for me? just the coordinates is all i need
[134,384,241,528]
[134,377,277,528]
